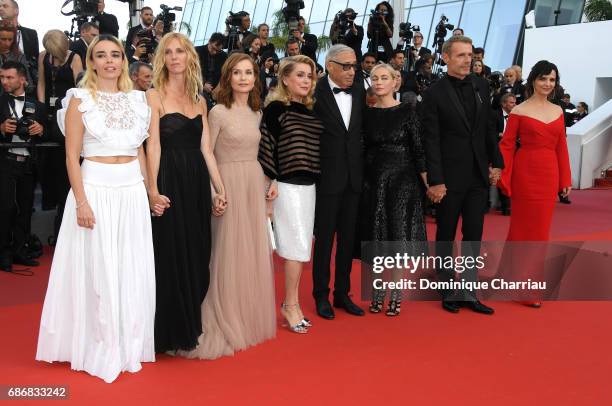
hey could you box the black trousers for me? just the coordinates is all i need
[0,154,35,261]
[434,172,488,301]
[312,187,360,300]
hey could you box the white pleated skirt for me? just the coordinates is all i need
[273,182,316,262]
[36,159,156,384]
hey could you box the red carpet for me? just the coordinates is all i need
[1,189,611,404]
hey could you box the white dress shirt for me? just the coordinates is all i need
[8,94,29,156]
[328,76,352,130]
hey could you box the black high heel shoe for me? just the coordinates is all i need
[369,288,386,313]
[386,290,401,316]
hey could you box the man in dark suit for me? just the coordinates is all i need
[330,8,364,61]
[93,0,119,38]
[421,36,503,315]
[0,0,39,85]
[493,92,516,216]
[126,6,155,55]
[195,33,227,109]
[294,17,318,63]
[312,44,365,319]
[70,22,99,69]
[223,11,253,51]
[0,61,46,272]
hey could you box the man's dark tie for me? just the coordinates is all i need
[333,87,352,94]
[503,114,508,121]
[9,95,25,102]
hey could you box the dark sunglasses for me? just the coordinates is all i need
[330,60,360,71]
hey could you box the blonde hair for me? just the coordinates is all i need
[370,63,397,79]
[152,32,203,105]
[42,29,69,62]
[265,55,317,110]
[79,35,132,97]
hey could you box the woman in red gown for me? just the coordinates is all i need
[498,60,572,307]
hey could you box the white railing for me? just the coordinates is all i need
[567,99,612,189]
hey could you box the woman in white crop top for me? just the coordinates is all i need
[36,35,157,383]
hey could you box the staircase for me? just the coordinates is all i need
[594,169,612,189]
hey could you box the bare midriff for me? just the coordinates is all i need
[84,156,138,164]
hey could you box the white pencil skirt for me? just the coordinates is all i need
[273,182,316,262]
[36,159,156,384]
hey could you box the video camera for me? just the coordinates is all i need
[283,0,304,41]
[158,4,182,35]
[334,9,358,43]
[398,21,419,43]
[60,0,99,40]
[434,15,454,45]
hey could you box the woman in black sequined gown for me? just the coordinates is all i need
[358,63,427,316]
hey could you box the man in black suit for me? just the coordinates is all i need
[70,22,99,69]
[330,8,364,61]
[223,11,253,51]
[125,6,155,56]
[294,17,318,63]
[421,36,503,315]
[195,33,227,109]
[0,61,46,272]
[0,0,38,85]
[93,0,119,38]
[312,44,365,319]
[402,31,431,71]
[493,92,516,216]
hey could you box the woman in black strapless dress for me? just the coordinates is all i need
[146,34,221,354]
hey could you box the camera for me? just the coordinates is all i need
[9,101,37,141]
[136,29,155,61]
[225,11,245,27]
[283,0,304,41]
[399,22,419,42]
[158,4,182,35]
[71,0,98,17]
[434,15,454,41]
[14,117,34,141]
[334,10,357,42]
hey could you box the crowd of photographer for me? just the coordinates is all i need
[0,0,591,273]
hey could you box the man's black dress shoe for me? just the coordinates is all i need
[13,255,39,267]
[460,300,494,315]
[442,300,460,313]
[315,299,335,319]
[0,262,12,272]
[333,295,365,316]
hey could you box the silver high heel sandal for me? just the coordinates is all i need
[296,303,312,328]
[280,303,308,334]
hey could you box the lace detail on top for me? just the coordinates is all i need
[57,88,151,157]
[97,92,136,130]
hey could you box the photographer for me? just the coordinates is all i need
[69,22,98,69]
[260,52,278,98]
[293,16,318,63]
[223,11,253,51]
[472,47,491,77]
[93,0,119,38]
[396,31,430,71]
[0,0,38,85]
[125,6,155,58]
[242,34,262,65]
[195,33,227,108]
[0,61,46,271]
[330,8,364,61]
[257,23,275,56]
[0,21,32,90]
[358,52,377,89]
[367,1,394,63]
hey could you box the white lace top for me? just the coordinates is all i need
[57,88,151,157]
